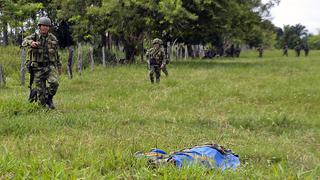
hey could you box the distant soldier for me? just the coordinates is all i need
[146,38,166,83]
[303,44,309,56]
[283,44,288,57]
[294,44,301,57]
[230,44,235,57]
[234,45,241,58]
[203,47,216,59]
[257,46,264,58]
[22,17,62,109]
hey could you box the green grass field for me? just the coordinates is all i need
[0,47,319,179]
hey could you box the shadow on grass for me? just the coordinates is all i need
[171,60,264,69]
[227,115,313,135]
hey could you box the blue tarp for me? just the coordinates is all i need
[136,144,240,171]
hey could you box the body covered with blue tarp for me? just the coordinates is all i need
[136,144,240,170]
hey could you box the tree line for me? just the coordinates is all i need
[1,0,319,62]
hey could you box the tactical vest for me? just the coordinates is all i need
[148,47,164,65]
[29,33,58,63]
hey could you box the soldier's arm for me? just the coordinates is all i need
[22,34,36,47]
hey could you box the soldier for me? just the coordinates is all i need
[257,46,264,58]
[146,38,166,83]
[234,45,241,58]
[294,44,301,57]
[22,17,62,109]
[283,44,288,56]
[303,44,309,56]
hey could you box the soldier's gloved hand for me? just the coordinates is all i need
[160,64,165,69]
[31,41,40,48]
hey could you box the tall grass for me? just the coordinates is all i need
[0,46,319,178]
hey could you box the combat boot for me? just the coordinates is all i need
[46,94,55,109]
[150,76,154,84]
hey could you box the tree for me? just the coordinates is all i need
[276,24,309,49]
[308,35,320,50]
[0,0,42,45]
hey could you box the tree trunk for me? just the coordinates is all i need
[77,43,83,75]
[140,40,144,63]
[101,31,107,47]
[191,45,195,58]
[107,32,112,50]
[3,21,9,46]
[0,64,6,87]
[123,42,135,63]
[20,48,25,86]
[187,44,193,58]
[67,46,74,79]
[10,27,14,45]
[199,44,205,58]
[184,44,188,60]
[166,42,171,61]
[17,26,24,46]
[115,39,120,51]
[90,46,94,71]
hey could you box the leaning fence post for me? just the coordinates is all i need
[20,47,25,86]
[67,46,74,79]
[77,43,82,75]
[0,64,6,87]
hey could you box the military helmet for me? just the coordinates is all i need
[38,17,52,26]
[152,38,163,45]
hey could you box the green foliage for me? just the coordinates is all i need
[276,24,309,49]
[1,0,283,60]
[0,0,43,45]
[0,46,21,81]
[0,47,320,178]
[308,35,320,50]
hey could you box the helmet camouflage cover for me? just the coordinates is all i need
[152,38,163,45]
[38,17,52,26]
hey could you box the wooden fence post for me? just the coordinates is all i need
[0,64,6,87]
[77,43,83,75]
[67,46,74,79]
[20,48,25,86]
[90,46,94,71]
[102,46,106,67]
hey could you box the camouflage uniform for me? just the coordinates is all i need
[146,38,166,83]
[257,46,264,58]
[22,17,61,108]
[303,44,309,56]
[283,45,288,56]
[294,44,301,57]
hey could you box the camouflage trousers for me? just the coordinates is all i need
[149,65,161,83]
[33,64,59,105]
